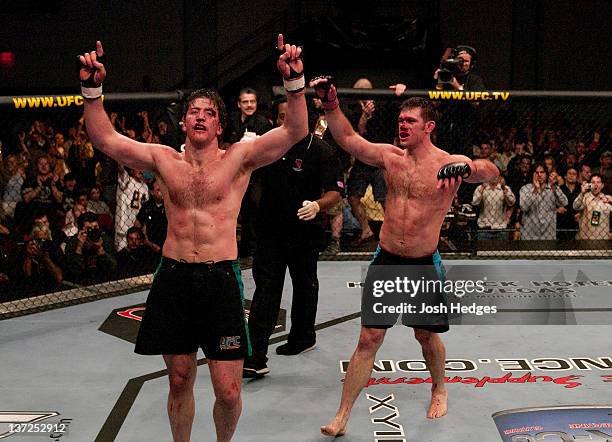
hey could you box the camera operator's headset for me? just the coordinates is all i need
[452,45,477,69]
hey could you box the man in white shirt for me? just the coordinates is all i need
[472,175,515,239]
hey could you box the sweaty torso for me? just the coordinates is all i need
[154,146,250,262]
[380,148,458,258]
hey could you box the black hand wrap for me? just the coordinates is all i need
[311,75,339,110]
[437,162,472,180]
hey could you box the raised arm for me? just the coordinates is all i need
[78,41,168,172]
[242,34,308,170]
[310,76,398,169]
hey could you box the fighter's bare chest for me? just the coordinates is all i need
[160,163,239,206]
[386,159,439,199]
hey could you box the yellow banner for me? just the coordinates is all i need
[11,95,104,109]
[428,90,510,101]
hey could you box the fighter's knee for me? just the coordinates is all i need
[215,386,241,409]
[357,328,385,352]
[167,371,194,394]
[414,328,433,346]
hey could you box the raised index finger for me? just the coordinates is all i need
[277,34,284,51]
[96,41,104,57]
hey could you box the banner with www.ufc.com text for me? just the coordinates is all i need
[358,264,612,327]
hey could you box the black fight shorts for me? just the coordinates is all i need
[135,257,251,360]
[362,245,449,333]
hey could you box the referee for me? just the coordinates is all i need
[243,97,343,377]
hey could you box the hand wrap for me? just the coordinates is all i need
[437,162,472,180]
[311,75,339,111]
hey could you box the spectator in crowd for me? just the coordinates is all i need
[97,150,119,212]
[31,212,62,247]
[68,141,98,191]
[62,203,86,238]
[557,152,578,178]
[471,174,515,240]
[224,87,273,144]
[578,163,592,184]
[20,155,63,223]
[575,141,588,164]
[61,173,78,213]
[1,154,24,219]
[48,135,69,181]
[593,151,612,192]
[345,78,388,243]
[243,98,343,377]
[573,174,611,241]
[86,185,112,216]
[476,141,503,170]
[519,163,568,240]
[505,155,532,239]
[64,212,117,283]
[0,223,19,298]
[115,166,148,250]
[135,180,167,255]
[557,167,581,240]
[20,224,64,291]
[543,155,557,175]
[116,226,158,277]
[498,139,516,173]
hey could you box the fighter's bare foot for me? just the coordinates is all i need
[427,389,448,419]
[320,416,347,437]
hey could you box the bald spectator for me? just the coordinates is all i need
[573,174,611,241]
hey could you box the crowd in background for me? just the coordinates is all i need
[0,82,610,300]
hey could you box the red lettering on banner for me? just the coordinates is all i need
[359,372,584,389]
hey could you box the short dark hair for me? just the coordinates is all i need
[77,212,98,230]
[532,162,549,179]
[182,88,227,135]
[399,97,439,125]
[591,173,603,183]
[272,96,288,122]
[126,226,144,239]
[238,87,257,99]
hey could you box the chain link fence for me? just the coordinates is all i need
[0,89,610,318]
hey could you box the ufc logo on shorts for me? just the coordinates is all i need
[219,336,241,350]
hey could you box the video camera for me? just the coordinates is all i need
[437,45,477,85]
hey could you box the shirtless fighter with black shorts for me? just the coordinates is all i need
[78,35,307,442]
[310,76,499,437]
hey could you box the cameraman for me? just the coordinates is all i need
[20,224,63,294]
[434,46,485,162]
[434,45,485,94]
[64,212,117,283]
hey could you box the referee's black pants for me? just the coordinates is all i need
[248,236,319,365]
